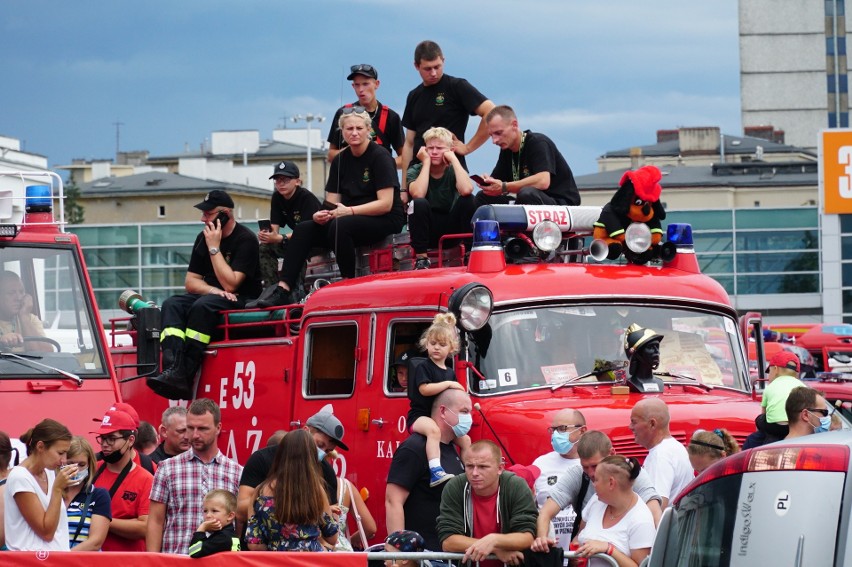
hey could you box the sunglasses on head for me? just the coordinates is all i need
[350,64,375,75]
[341,106,367,116]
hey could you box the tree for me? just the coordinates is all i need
[63,180,85,224]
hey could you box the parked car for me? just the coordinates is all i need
[646,429,852,566]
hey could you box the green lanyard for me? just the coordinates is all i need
[511,132,526,182]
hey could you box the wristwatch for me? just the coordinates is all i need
[209,247,220,256]
[501,181,509,196]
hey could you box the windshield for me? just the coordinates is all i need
[0,244,108,378]
[468,304,748,394]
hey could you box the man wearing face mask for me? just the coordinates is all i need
[530,409,587,550]
[386,389,471,557]
[785,387,833,439]
[235,409,341,538]
[91,409,154,552]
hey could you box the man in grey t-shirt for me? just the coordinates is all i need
[530,430,663,553]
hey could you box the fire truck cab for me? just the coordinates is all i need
[114,204,762,542]
[0,171,120,447]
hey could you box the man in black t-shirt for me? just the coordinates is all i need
[474,105,581,208]
[327,64,405,168]
[386,388,471,553]
[147,190,262,401]
[401,40,495,190]
[257,161,321,286]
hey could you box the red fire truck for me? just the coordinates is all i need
[0,171,120,448]
[112,204,762,543]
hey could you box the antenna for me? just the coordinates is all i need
[113,120,124,159]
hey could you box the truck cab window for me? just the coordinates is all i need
[386,320,430,395]
[305,323,357,397]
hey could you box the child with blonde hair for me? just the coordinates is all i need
[188,489,240,558]
[407,313,470,486]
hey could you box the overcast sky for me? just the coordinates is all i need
[1,1,741,178]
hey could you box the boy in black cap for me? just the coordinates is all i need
[327,63,405,167]
[256,161,321,287]
[147,190,262,400]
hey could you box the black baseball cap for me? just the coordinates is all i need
[270,161,300,179]
[194,190,234,211]
[347,63,378,81]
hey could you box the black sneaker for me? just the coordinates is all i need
[246,285,294,308]
[414,257,431,270]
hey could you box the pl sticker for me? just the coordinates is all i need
[774,490,790,517]
[497,368,518,386]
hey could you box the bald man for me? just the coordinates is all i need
[629,399,693,508]
[531,408,587,548]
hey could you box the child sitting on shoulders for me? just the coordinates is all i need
[407,313,470,487]
[188,489,241,558]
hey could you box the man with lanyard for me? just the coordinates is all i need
[474,104,581,207]
[97,402,157,474]
[92,409,154,552]
[147,190,261,401]
[401,40,495,190]
[327,64,405,167]
[147,398,242,554]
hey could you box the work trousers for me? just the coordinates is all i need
[161,293,246,344]
[407,196,477,254]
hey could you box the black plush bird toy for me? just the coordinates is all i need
[593,165,666,263]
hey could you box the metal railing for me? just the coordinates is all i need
[365,550,619,566]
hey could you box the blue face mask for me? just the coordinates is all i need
[445,409,472,437]
[317,447,326,462]
[813,413,832,434]
[551,430,575,455]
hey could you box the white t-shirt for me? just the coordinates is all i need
[4,466,70,551]
[643,437,694,503]
[532,451,579,548]
[578,494,656,566]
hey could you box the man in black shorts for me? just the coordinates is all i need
[327,64,405,168]
[474,105,581,207]
[147,190,261,400]
[385,388,471,555]
[401,40,495,190]
[256,161,321,287]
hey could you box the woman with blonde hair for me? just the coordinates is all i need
[687,428,740,474]
[246,429,338,551]
[408,312,470,487]
[4,419,77,551]
[573,455,656,567]
[64,436,112,550]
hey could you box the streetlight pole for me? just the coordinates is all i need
[291,113,325,193]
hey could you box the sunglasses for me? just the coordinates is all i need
[807,407,833,417]
[341,106,367,116]
[547,425,582,434]
[350,64,375,75]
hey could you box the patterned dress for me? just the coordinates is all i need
[246,494,338,552]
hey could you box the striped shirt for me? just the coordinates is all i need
[67,485,112,549]
[149,448,242,554]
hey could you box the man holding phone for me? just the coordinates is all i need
[147,190,262,400]
[257,161,321,287]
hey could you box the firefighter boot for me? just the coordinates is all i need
[146,339,205,400]
[159,335,183,372]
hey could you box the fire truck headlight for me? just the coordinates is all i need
[448,283,493,331]
[532,221,562,252]
[625,222,652,254]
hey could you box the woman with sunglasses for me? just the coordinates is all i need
[257,107,405,307]
[4,419,77,551]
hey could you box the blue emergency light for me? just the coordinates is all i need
[472,220,500,247]
[25,185,52,213]
[666,223,693,247]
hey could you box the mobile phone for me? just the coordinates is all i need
[322,200,338,211]
[470,174,488,186]
[214,210,230,227]
[258,219,272,232]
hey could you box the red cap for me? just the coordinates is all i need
[92,410,137,435]
[507,464,541,491]
[108,403,140,428]
[767,350,800,373]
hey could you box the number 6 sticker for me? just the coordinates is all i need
[497,368,518,386]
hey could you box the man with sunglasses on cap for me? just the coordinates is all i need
[236,409,344,537]
[327,64,405,167]
[147,190,262,400]
[257,161,321,287]
[92,409,154,551]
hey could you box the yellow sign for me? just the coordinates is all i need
[822,129,852,214]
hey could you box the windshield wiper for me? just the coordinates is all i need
[0,351,83,386]
[653,371,712,391]
[551,360,626,391]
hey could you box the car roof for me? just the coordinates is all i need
[764,428,852,449]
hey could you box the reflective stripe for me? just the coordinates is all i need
[185,328,211,344]
[188,541,202,556]
[231,537,241,551]
[161,328,185,341]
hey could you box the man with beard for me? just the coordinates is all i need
[92,409,154,551]
[147,398,242,554]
